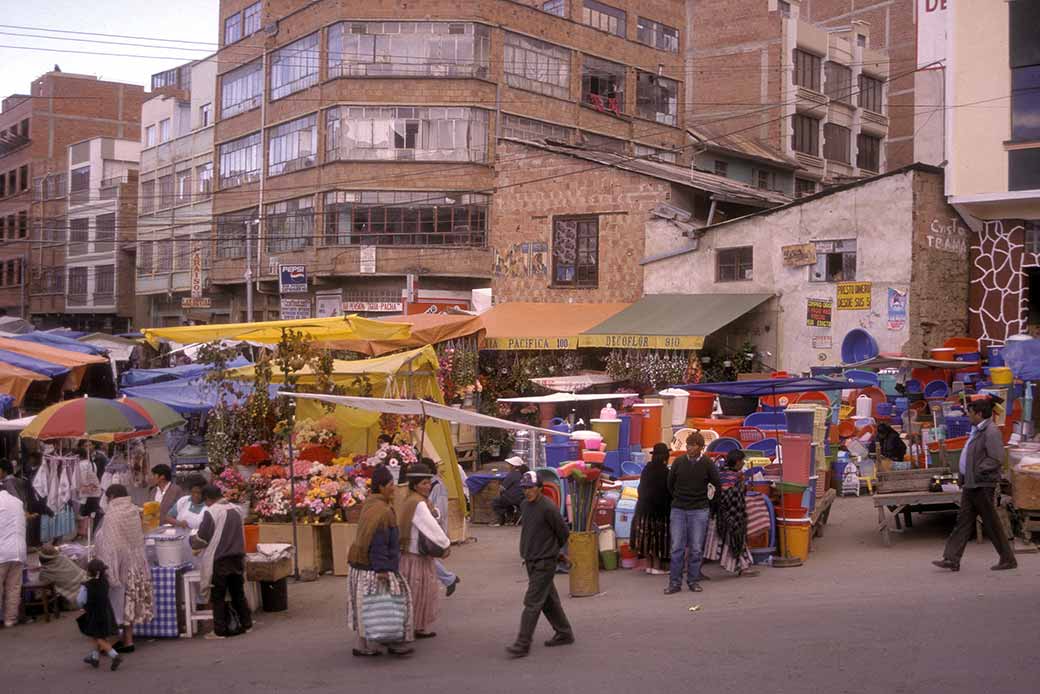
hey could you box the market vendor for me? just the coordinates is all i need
[492,457,528,526]
[38,544,87,607]
[164,475,208,531]
[147,464,183,521]
[875,423,907,467]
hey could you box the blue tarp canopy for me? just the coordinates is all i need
[120,356,250,387]
[13,332,107,355]
[0,349,70,378]
[674,375,877,396]
[121,378,278,414]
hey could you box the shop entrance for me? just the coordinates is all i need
[1028,267,1040,330]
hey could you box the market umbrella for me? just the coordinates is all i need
[19,397,154,441]
[675,376,876,567]
[89,397,189,443]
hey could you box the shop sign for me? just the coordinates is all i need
[279,297,312,320]
[190,250,203,298]
[577,334,705,350]
[782,243,818,267]
[360,246,376,274]
[806,298,833,327]
[887,287,908,330]
[484,336,579,350]
[406,301,469,315]
[836,282,872,310]
[278,265,308,294]
[315,292,344,318]
[812,335,833,350]
[343,301,403,313]
[181,297,211,309]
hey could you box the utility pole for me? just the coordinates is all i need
[245,219,256,321]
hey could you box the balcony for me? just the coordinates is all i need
[93,291,114,306]
[66,292,87,307]
[862,110,889,130]
[795,152,825,170]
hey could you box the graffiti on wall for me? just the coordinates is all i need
[927,217,968,257]
[969,220,1029,347]
[493,239,548,279]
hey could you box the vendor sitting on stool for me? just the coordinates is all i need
[492,457,528,526]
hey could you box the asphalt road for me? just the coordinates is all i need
[4,495,1038,694]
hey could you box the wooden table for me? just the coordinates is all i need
[873,490,978,546]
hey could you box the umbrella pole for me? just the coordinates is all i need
[282,327,300,580]
[771,383,803,568]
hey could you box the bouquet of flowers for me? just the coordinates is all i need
[292,416,342,451]
[303,475,341,522]
[254,479,297,521]
[216,467,250,504]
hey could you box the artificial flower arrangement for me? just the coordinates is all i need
[215,467,250,504]
[292,416,342,452]
[557,460,604,483]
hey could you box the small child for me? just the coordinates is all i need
[76,559,123,671]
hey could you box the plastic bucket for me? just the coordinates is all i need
[244,524,260,553]
[930,347,956,361]
[991,367,1013,385]
[687,391,716,418]
[600,550,619,571]
[568,531,600,597]
[260,578,288,612]
[590,418,621,450]
[777,519,811,561]
[633,403,664,449]
[660,389,690,426]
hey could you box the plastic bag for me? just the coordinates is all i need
[361,590,407,643]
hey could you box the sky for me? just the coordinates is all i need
[0,1,219,99]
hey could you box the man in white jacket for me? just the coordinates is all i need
[0,487,27,627]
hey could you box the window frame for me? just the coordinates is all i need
[216,207,258,259]
[809,239,857,283]
[218,132,262,189]
[1024,221,1039,255]
[716,246,754,283]
[551,216,599,288]
[714,160,729,177]
[145,124,156,147]
[793,50,822,92]
[325,106,490,163]
[220,60,263,118]
[265,196,315,253]
[824,61,853,103]
[823,123,851,164]
[323,190,488,248]
[503,32,571,101]
[542,0,566,17]
[795,177,817,198]
[636,17,679,53]
[792,114,820,156]
[270,33,321,101]
[158,118,171,144]
[582,0,626,38]
[856,132,881,172]
[1011,64,1040,142]
[500,114,572,142]
[859,74,884,114]
[200,103,212,128]
[196,162,213,196]
[581,55,626,116]
[268,114,319,176]
[327,22,491,80]
[635,71,678,126]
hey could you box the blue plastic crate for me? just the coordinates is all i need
[545,442,579,468]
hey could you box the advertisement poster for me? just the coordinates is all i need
[887,288,908,330]
[278,265,308,294]
[279,297,312,320]
[782,243,817,267]
[812,335,833,350]
[806,298,833,327]
[837,281,872,310]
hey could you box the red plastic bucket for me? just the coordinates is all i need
[686,392,716,418]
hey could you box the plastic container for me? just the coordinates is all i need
[841,329,880,364]
[603,450,621,477]
[659,389,690,426]
[617,414,631,458]
[778,434,813,485]
[777,519,811,561]
[600,550,619,571]
[597,527,617,552]
[599,403,618,420]
[568,531,600,596]
[593,497,616,527]
[581,449,606,464]
[991,367,1013,385]
[924,380,949,398]
[545,442,579,468]
[260,578,288,612]
[615,498,637,539]
[148,527,191,567]
[244,524,259,553]
[627,409,643,450]
[856,394,873,419]
[687,391,716,418]
[785,409,815,435]
[632,403,664,449]
[930,347,956,361]
[719,396,759,417]
[549,417,572,444]
[987,345,1005,367]
[590,418,620,451]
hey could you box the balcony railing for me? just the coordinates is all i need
[321,229,487,248]
[93,291,115,306]
[66,292,88,306]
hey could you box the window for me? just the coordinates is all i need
[795,178,817,198]
[216,207,258,259]
[859,74,883,114]
[176,168,192,203]
[196,163,213,195]
[17,210,27,238]
[825,62,852,103]
[794,50,821,92]
[158,173,174,208]
[220,60,263,118]
[19,119,28,138]
[324,191,488,247]
[95,213,115,253]
[173,236,191,272]
[137,240,153,277]
[328,22,491,80]
[717,247,753,282]
[70,165,90,205]
[156,238,173,273]
[779,1,791,18]
[500,114,572,142]
[218,132,261,188]
[2,215,10,239]
[1024,221,1039,255]
[0,173,5,197]
[582,131,627,153]
[634,144,677,163]
[45,173,66,200]
[1011,65,1040,142]
[823,123,851,164]
[857,34,867,48]
[503,33,571,100]
[810,239,857,282]
[636,72,678,125]
[94,265,115,303]
[755,170,771,190]
[141,179,155,214]
[325,106,489,163]
[200,103,212,127]
[542,0,566,16]
[581,56,625,115]
[69,218,89,256]
[552,217,598,287]
[243,2,261,36]
[714,160,729,177]
[268,114,318,175]
[636,17,679,53]
[1010,149,1040,191]
[68,267,88,301]
[792,114,820,156]
[145,125,156,147]
[224,12,242,45]
[19,165,28,191]
[266,197,314,253]
[271,33,320,100]
[158,118,171,143]
[582,0,626,37]
[857,133,881,171]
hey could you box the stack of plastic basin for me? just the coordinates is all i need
[603,450,621,477]
[778,433,813,485]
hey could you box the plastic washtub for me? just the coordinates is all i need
[841,329,880,364]
[923,380,949,399]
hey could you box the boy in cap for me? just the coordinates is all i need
[506,471,574,658]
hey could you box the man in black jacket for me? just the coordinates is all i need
[666,432,720,594]
[506,471,574,658]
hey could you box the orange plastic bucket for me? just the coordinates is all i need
[633,403,664,449]
[244,524,259,553]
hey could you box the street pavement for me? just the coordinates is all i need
[3,495,1038,694]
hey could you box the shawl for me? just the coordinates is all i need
[40,553,88,602]
[348,496,396,567]
[95,496,148,588]
[197,501,232,602]
[397,491,425,553]
[635,460,671,518]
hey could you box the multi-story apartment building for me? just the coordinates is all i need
[63,137,141,333]
[209,0,688,320]
[0,70,144,324]
[685,0,906,195]
[137,58,220,328]
[946,0,1040,346]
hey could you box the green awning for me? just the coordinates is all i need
[578,293,774,349]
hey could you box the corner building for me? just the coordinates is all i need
[210,0,687,319]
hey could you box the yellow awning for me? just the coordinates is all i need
[142,315,411,348]
[480,302,629,350]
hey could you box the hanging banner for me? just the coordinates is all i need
[806,298,833,327]
[887,287,908,330]
[360,246,376,274]
[836,281,872,310]
[190,249,203,298]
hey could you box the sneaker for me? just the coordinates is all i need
[688,582,704,592]
[83,655,99,669]
[505,643,530,659]
[663,585,682,595]
[647,568,669,575]
[110,654,123,671]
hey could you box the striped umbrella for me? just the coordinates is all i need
[20,397,154,441]
[114,397,186,436]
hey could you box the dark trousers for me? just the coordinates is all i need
[211,556,252,636]
[515,558,572,648]
[943,487,1015,565]
[492,496,520,523]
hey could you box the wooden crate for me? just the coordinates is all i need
[258,522,333,574]
[245,555,292,583]
[877,467,950,494]
[471,480,502,524]
[329,522,358,577]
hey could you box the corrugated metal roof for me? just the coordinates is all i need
[503,138,791,207]
[687,123,800,169]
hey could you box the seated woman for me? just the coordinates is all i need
[164,475,208,531]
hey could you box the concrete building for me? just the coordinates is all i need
[688,123,799,197]
[641,165,969,375]
[137,58,219,328]
[0,71,145,324]
[208,0,689,320]
[944,0,1040,346]
[63,137,141,333]
[684,0,927,195]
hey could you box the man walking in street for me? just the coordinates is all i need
[192,485,253,638]
[666,432,720,594]
[0,483,26,628]
[506,471,574,658]
[933,396,1017,572]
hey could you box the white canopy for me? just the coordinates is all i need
[529,373,618,392]
[497,392,638,404]
[0,416,35,432]
[844,355,981,370]
[283,392,571,439]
